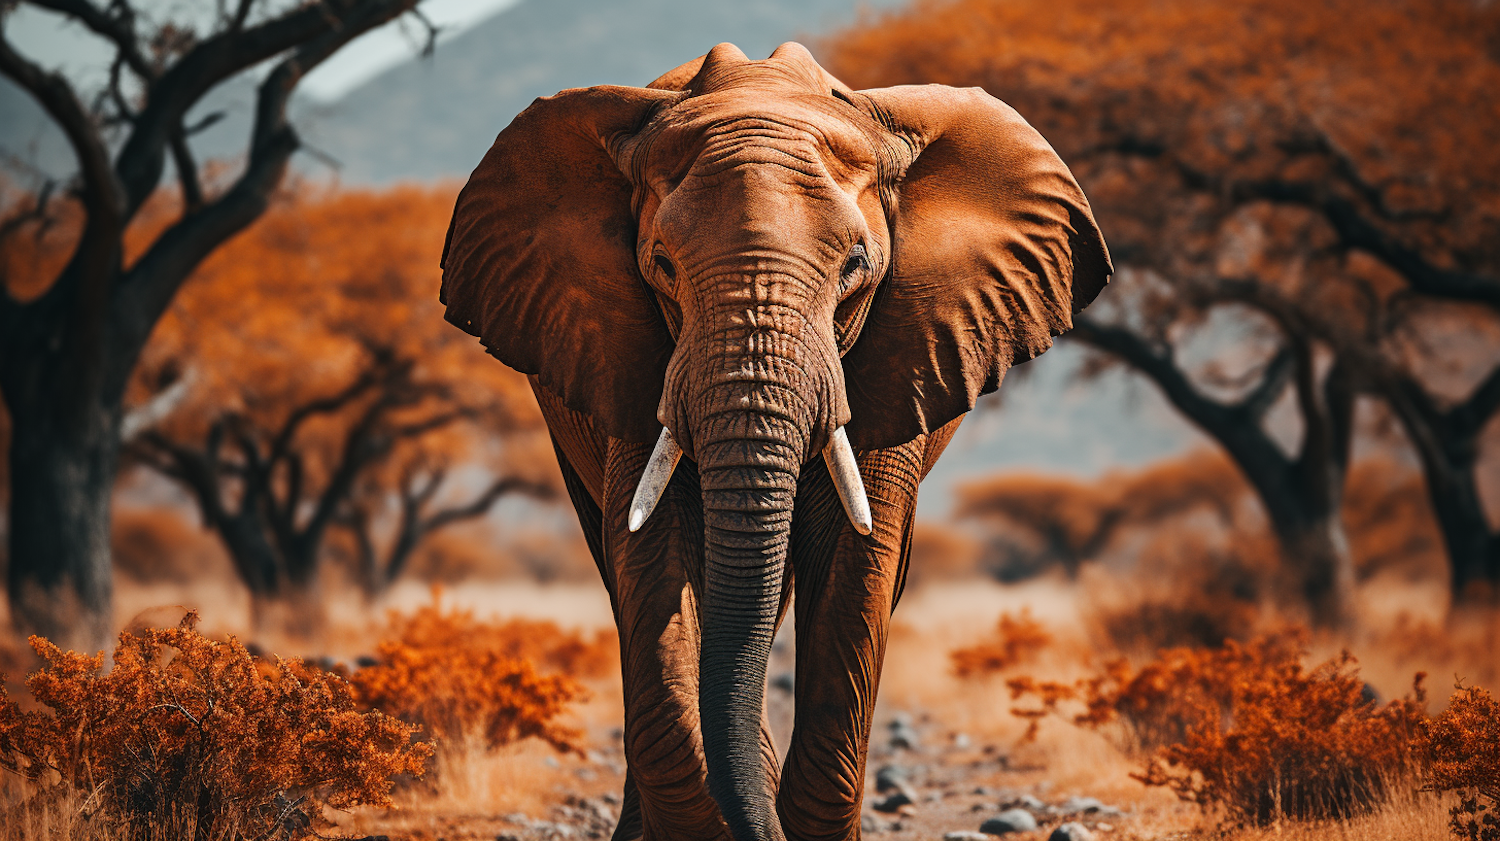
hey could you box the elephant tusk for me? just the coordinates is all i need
[823,426,873,536]
[628,427,683,533]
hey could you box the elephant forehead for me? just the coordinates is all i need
[644,95,882,195]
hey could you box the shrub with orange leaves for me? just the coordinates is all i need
[1010,631,1429,824]
[0,612,429,840]
[1424,683,1500,841]
[350,601,598,754]
[950,610,1052,678]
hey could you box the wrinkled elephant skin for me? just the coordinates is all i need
[440,42,1111,841]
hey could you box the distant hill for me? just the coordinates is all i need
[2,0,902,186]
[297,0,908,183]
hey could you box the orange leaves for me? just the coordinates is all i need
[1424,683,1500,840]
[0,612,430,840]
[1008,630,1432,824]
[950,609,1052,678]
[349,599,610,755]
[0,602,605,835]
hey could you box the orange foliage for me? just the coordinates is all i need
[950,609,1051,677]
[121,184,563,594]
[132,183,547,489]
[831,0,1500,610]
[349,599,607,755]
[957,449,1247,579]
[1424,683,1500,841]
[828,0,1500,256]
[1010,631,1430,824]
[0,612,429,840]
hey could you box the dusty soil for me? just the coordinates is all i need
[327,579,1455,841]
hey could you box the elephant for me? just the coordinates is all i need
[440,42,1110,841]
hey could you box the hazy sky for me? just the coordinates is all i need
[4,0,522,101]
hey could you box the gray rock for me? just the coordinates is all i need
[1058,796,1121,817]
[979,808,1039,834]
[944,833,993,841]
[874,764,910,793]
[771,671,795,693]
[872,791,914,813]
[861,812,886,833]
[1049,823,1095,841]
[888,718,921,750]
[1002,794,1047,813]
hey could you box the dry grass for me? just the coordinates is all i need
[3,565,1496,840]
[0,612,430,841]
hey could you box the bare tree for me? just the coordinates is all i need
[130,349,552,619]
[0,0,429,648]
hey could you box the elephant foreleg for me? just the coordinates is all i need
[604,440,732,840]
[776,438,927,841]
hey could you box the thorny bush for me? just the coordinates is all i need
[349,600,593,754]
[950,609,1052,677]
[1008,631,1429,824]
[0,612,430,841]
[1424,682,1500,841]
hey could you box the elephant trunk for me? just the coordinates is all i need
[691,358,822,841]
[695,407,799,841]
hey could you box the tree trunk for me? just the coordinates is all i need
[1421,453,1498,606]
[4,372,118,652]
[1247,463,1356,631]
[1277,514,1357,631]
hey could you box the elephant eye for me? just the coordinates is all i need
[654,253,677,281]
[841,244,869,286]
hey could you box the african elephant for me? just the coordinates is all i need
[440,42,1110,841]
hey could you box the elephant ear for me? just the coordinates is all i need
[841,85,1112,450]
[441,86,677,444]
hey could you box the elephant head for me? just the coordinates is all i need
[441,42,1109,841]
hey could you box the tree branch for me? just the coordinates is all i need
[109,0,421,396]
[1090,132,1500,309]
[378,474,554,588]
[0,30,127,401]
[30,0,153,79]
[1451,361,1500,440]
[1068,315,1297,501]
[114,0,420,216]
[1233,180,1500,309]
[1235,345,1295,420]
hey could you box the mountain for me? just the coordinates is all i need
[297,0,909,184]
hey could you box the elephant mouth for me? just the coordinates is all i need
[627,424,872,535]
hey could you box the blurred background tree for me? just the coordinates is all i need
[828,0,1500,626]
[0,0,431,648]
[122,187,555,628]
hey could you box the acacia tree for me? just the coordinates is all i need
[0,0,429,647]
[830,0,1500,622]
[124,187,556,619]
[956,450,1246,580]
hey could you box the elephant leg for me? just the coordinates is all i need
[603,440,732,840]
[776,438,929,841]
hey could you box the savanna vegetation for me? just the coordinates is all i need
[0,0,1496,837]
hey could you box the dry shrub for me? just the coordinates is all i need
[1424,683,1500,840]
[1010,630,1428,824]
[0,612,429,841]
[350,600,599,754]
[1082,529,1272,654]
[950,609,1052,677]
